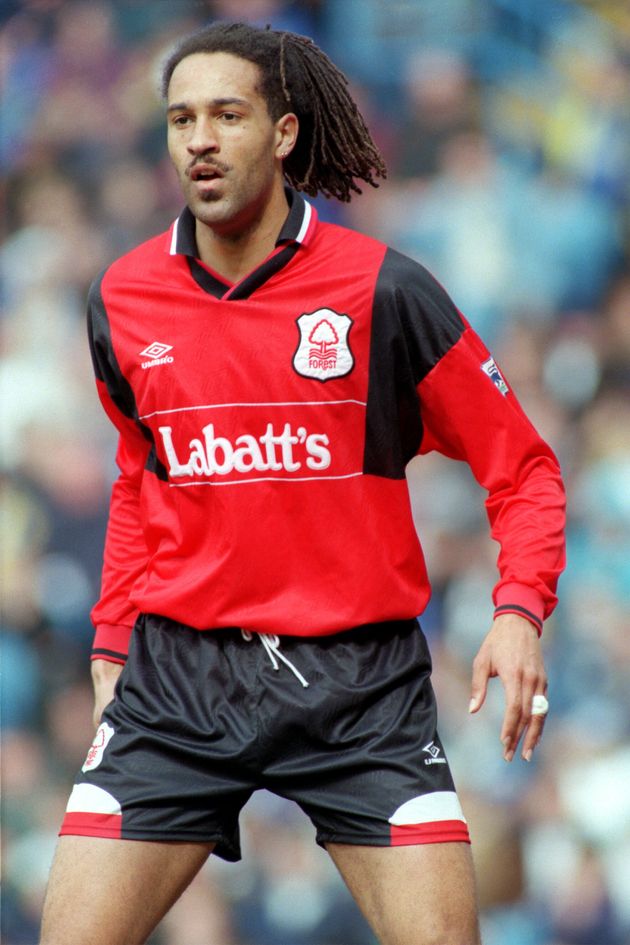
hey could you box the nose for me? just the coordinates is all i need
[186,117,218,155]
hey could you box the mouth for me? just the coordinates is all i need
[189,164,225,183]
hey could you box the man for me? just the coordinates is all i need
[40,22,565,945]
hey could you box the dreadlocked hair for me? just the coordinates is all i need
[161,22,387,202]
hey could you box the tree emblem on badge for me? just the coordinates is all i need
[293,308,354,381]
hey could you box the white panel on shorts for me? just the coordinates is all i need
[65,783,122,815]
[388,791,467,826]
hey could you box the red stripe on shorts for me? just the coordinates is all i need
[390,819,470,845]
[59,811,122,839]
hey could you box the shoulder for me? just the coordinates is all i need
[314,218,386,257]
[370,247,467,378]
[375,248,459,320]
[89,227,172,301]
[370,246,465,340]
[315,223,461,319]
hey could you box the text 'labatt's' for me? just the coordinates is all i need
[158,422,332,478]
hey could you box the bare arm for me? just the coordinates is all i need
[91,658,124,730]
[468,613,548,762]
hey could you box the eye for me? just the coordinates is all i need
[219,111,241,123]
[171,115,192,127]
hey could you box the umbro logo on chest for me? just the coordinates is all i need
[293,308,354,382]
[140,342,174,369]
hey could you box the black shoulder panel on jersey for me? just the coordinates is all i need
[363,248,465,479]
[87,273,168,482]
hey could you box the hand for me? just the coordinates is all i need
[468,613,548,762]
[90,658,124,730]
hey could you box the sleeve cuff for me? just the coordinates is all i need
[91,623,133,663]
[493,582,545,636]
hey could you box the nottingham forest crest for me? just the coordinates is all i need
[293,309,354,381]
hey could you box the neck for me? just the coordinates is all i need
[194,182,290,284]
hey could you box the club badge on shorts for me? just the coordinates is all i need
[293,309,354,381]
[82,721,115,772]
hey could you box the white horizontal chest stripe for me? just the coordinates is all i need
[139,399,366,421]
[169,471,363,487]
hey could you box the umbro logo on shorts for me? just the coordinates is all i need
[422,741,446,765]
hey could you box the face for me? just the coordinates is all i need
[167,52,295,237]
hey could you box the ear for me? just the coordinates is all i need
[274,112,299,160]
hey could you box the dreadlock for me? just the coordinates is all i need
[161,22,387,202]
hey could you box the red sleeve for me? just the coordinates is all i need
[90,377,151,663]
[418,321,566,634]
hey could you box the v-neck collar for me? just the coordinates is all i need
[167,188,317,301]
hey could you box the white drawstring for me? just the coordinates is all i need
[241,630,310,688]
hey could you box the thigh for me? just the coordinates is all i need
[327,841,481,945]
[40,835,214,945]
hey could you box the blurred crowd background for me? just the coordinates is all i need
[1,1,629,943]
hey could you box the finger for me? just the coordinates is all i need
[521,691,549,760]
[504,689,548,762]
[499,663,533,760]
[504,704,540,761]
[521,713,547,761]
[469,648,491,714]
[514,678,547,756]
[502,665,548,760]
[500,689,524,761]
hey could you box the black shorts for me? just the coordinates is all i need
[61,615,469,861]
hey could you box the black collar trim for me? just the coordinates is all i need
[187,258,231,297]
[225,242,301,300]
[276,188,311,243]
[169,189,315,301]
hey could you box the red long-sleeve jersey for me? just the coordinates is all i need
[88,191,565,663]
